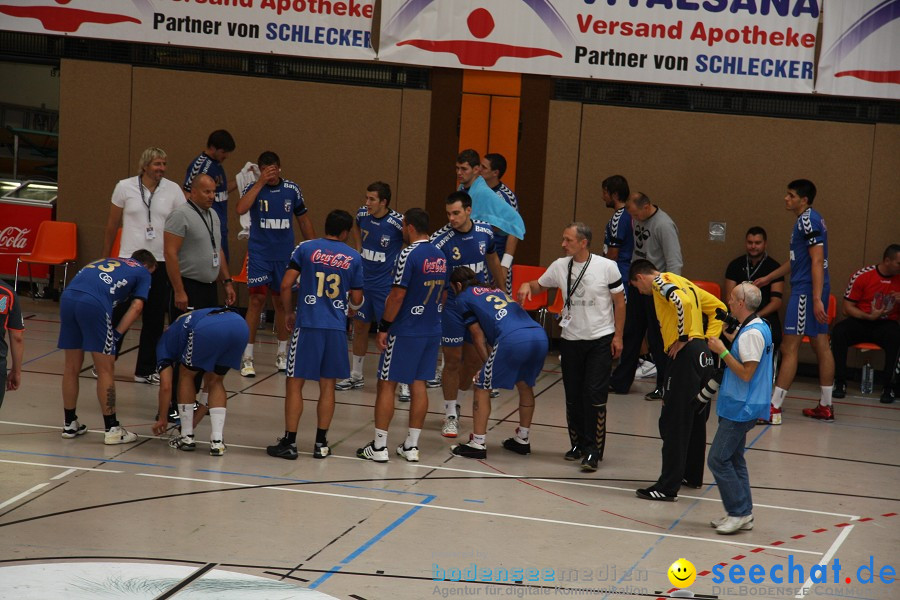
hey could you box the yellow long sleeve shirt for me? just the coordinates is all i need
[651,273,727,351]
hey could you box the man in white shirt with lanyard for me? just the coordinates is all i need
[518,222,625,472]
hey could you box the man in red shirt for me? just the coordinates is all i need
[832,244,900,404]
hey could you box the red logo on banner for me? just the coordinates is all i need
[0,1,140,34]
[0,227,31,250]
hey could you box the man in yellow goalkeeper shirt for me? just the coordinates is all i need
[629,259,726,501]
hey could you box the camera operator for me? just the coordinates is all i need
[706,282,773,534]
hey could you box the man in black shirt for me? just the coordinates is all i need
[724,226,784,350]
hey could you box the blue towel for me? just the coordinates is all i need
[468,176,525,240]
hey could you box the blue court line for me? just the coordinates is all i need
[746,424,770,448]
[197,468,433,498]
[308,494,436,589]
[22,348,60,366]
[0,448,175,468]
[463,499,485,503]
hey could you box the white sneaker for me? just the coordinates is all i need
[209,440,227,456]
[715,514,754,534]
[356,441,389,463]
[104,425,138,445]
[397,444,420,462]
[635,358,657,379]
[275,352,287,371]
[240,356,255,378]
[336,376,364,391]
[441,416,459,438]
[168,434,196,451]
[134,373,160,385]
[61,420,88,439]
[398,383,411,402]
[426,371,442,388]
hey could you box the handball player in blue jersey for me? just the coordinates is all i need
[153,307,249,456]
[267,210,364,461]
[357,208,447,463]
[236,151,315,377]
[183,130,237,262]
[480,153,520,296]
[58,250,156,445]
[448,267,549,459]
[755,179,835,423]
[430,190,504,438]
[338,182,404,393]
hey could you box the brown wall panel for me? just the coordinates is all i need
[865,123,900,266]
[396,89,431,211]
[515,74,552,267]
[539,101,582,266]
[425,69,463,226]
[57,59,132,264]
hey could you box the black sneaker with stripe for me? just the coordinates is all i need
[636,487,677,502]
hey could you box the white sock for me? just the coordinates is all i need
[516,426,530,442]
[178,404,194,437]
[472,433,486,446]
[278,340,287,354]
[771,387,787,409]
[374,428,388,450]
[352,354,365,379]
[405,428,421,449]
[444,400,458,418]
[820,385,833,407]
[244,344,254,359]
[197,391,209,407]
[209,407,226,441]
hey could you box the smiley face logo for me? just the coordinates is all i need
[667,558,696,588]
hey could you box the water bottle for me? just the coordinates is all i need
[258,310,266,330]
[861,361,874,394]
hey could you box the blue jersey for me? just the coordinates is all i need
[789,207,829,291]
[455,286,543,347]
[491,183,519,256]
[430,220,495,301]
[289,238,364,331]
[66,258,151,312]
[389,240,447,337]
[604,207,633,279]
[245,178,307,261]
[184,153,229,236]
[356,206,404,289]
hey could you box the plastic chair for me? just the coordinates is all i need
[547,288,564,316]
[14,220,77,296]
[510,265,548,311]
[109,227,122,258]
[232,253,249,285]
[692,280,722,300]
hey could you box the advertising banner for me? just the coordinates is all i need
[0,0,376,62]
[816,0,900,100]
[0,205,53,280]
[379,0,820,93]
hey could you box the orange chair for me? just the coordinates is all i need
[232,253,249,285]
[547,288,565,316]
[692,280,722,300]
[14,220,77,296]
[510,265,547,311]
[109,227,122,258]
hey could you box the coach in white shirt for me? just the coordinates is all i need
[102,146,185,384]
[518,222,625,472]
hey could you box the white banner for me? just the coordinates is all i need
[0,0,376,62]
[379,0,820,93]
[816,0,900,99]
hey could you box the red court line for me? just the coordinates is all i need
[601,509,667,530]
[477,461,588,506]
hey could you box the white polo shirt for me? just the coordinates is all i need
[111,176,185,261]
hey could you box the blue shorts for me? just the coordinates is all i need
[182,314,248,373]
[57,291,116,355]
[378,334,440,384]
[474,328,548,390]
[354,285,388,324]
[287,327,349,381]
[247,257,288,293]
[784,289,830,337]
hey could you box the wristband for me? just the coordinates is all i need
[500,253,514,269]
[719,350,730,359]
[348,295,364,311]
[379,318,393,332]
[222,278,233,284]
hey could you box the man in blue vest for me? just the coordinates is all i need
[706,282,773,534]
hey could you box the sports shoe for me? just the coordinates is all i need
[802,404,835,422]
[134,373,160,385]
[275,352,287,371]
[635,487,677,502]
[832,381,847,399]
[451,439,486,459]
[644,387,664,401]
[168,434,196,451]
[759,404,782,425]
[240,357,255,378]
[716,514,754,535]
[209,440,226,456]
[336,376,364,391]
[581,451,599,472]
[357,441,389,463]
[90,367,98,378]
[681,478,703,489]
[502,436,531,455]
[710,514,754,530]
[266,437,298,460]
[635,358,657,379]
[61,420,88,439]
[564,446,583,461]
[880,389,896,404]
[104,426,138,445]
[313,442,330,459]
[396,444,419,462]
[441,416,459,438]
[398,383,411,402]
[490,389,500,398]
[426,371,442,388]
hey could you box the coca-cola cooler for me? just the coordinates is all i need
[0,180,58,281]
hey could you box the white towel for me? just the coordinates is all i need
[236,162,260,240]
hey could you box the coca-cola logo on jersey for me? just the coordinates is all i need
[0,227,31,249]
